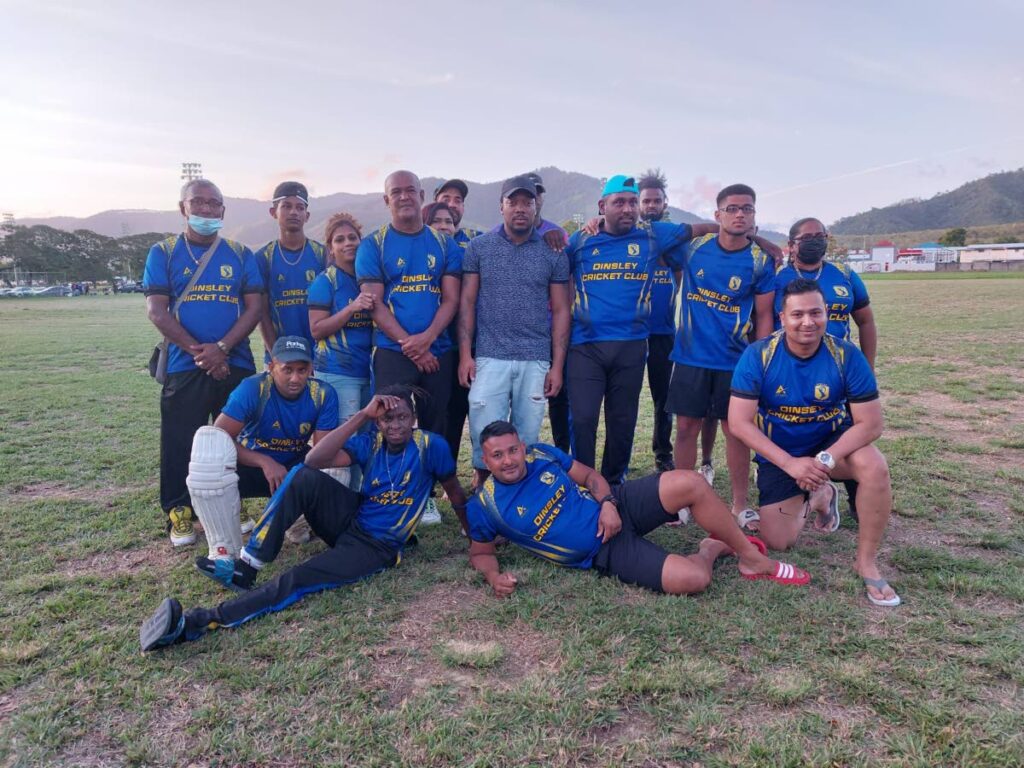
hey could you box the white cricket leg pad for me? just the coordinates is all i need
[320,466,352,488]
[186,426,242,560]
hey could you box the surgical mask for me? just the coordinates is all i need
[796,237,828,264]
[187,215,224,237]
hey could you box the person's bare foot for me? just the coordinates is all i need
[698,537,733,562]
[857,562,900,605]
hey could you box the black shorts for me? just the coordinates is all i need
[666,363,733,419]
[756,429,847,506]
[592,473,673,592]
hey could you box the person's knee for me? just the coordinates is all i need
[758,527,799,552]
[675,417,702,440]
[662,558,711,595]
[848,447,890,486]
[662,470,708,506]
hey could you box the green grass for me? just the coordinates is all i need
[1,277,1023,767]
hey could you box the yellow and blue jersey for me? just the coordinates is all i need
[649,265,677,336]
[731,331,878,461]
[567,221,692,345]
[670,234,775,371]
[453,227,481,247]
[343,429,455,550]
[143,235,264,374]
[466,444,603,569]
[222,372,339,464]
[354,225,463,357]
[772,262,870,340]
[307,265,373,378]
[256,239,326,349]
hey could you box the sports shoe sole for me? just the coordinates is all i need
[194,558,251,594]
[140,597,184,652]
[169,532,196,547]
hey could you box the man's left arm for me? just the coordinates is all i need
[754,292,775,339]
[567,460,621,542]
[546,282,571,397]
[751,234,784,265]
[193,291,264,376]
[823,398,884,465]
[439,474,470,533]
[852,306,877,370]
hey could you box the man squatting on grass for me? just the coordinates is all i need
[465,421,810,598]
[728,279,900,607]
[185,335,339,572]
[140,387,469,652]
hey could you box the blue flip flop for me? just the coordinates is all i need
[864,577,901,607]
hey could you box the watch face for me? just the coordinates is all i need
[818,452,834,467]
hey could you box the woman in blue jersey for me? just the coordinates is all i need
[422,202,457,237]
[308,213,375,424]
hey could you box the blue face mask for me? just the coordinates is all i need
[187,215,224,236]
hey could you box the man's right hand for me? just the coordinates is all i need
[361,394,405,420]
[488,572,518,598]
[352,292,375,312]
[413,351,440,374]
[458,355,476,388]
[784,456,831,491]
[261,458,288,494]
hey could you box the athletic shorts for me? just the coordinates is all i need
[592,473,673,592]
[666,363,733,420]
[756,429,847,506]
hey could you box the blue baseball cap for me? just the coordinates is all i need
[601,175,639,197]
[270,335,312,364]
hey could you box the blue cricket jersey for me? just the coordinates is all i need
[669,234,775,371]
[354,225,463,357]
[467,444,604,569]
[307,265,373,379]
[567,221,692,345]
[649,264,677,336]
[731,331,879,462]
[143,235,264,374]
[453,227,481,247]
[221,372,340,464]
[343,429,456,550]
[256,239,326,350]
[772,261,870,340]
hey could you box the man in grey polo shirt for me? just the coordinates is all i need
[458,175,571,487]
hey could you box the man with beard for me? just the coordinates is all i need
[140,387,471,652]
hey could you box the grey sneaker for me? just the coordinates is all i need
[698,462,715,486]
[420,498,442,526]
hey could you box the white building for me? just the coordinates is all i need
[957,243,1024,264]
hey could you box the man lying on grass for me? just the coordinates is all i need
[728,278,901,607]
[140,386,469,652]
[466,421,810,598]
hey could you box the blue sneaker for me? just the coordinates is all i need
[194,556,256,593]
[140,598,186,652]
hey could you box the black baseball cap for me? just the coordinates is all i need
[270,335,312,363]
[433,179,469,200]
[525,172,546,194]
[501,175,538,200]
[272,181,309,205]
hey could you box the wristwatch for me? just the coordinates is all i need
[815,451,836,471]
[599,494,618,507]
[216,340,229,354]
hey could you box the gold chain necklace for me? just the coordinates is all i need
[277,240,306,267]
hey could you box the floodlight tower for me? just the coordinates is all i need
[181,162,203,182]
[1,212,14,233]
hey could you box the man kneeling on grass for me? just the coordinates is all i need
[140,386,469,652]
[728,278,901,607]
[465,421,810,598]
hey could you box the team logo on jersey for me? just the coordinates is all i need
[305,269,315,283]
[696,268,705,278]
[539,471,555,485]
[591,248,601,256]
[272,420,281,429]
[814,384,830,400]
[220,265,234,278]
[372,477,381,486]
[183,267,192,276]
[834,286,850,297]
[627,243,640,256]
[396,258,405,268]
[299,422,311,435]
[728,276,742,291]
[775,385,787,396]
[427,255,436,270]
[277,274,285,282]
[517,505,528,517]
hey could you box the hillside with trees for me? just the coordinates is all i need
[0,226,169,283]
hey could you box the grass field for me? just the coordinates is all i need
[1,273,1022,767]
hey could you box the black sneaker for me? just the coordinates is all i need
[194,556,257,593]
[140,598,186,652]
[655,458,676,473]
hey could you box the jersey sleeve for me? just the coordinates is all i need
[462,238,480,274]
[307,272,333,311]
[730,346,763,399]
[443,236,463,277]
[315,385,340,431]
[850,270,871,311]
[843,345,879,403]
[754,252,775,295]
[535,444,574,472]
[221,377,258,423]
[142,242,171,296]
[550,246,570,283]
[355,237,383,285]
[465,497,498,543]
[426,433,457,481]
[652,221,694,254]
[256,244,271,288]
[341,432,372,468]
[241,247,264,294]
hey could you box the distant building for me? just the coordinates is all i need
[891,243,957,272]
[957,243,1024,263]
[847,243,897,273]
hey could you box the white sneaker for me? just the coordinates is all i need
[736,508,760,530]
[240,518,255,535]
[698,462,715,486]
[666,506,691,527]
[420,498,442,526]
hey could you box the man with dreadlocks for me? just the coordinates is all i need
[140,385,470,652]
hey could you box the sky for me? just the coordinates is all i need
[2,0,1023,232]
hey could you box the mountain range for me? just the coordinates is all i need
[17,167,712,247]
[830,168,1024,236]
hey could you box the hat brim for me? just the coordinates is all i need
[272,352,312,364]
